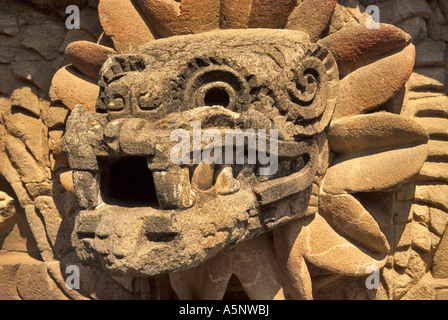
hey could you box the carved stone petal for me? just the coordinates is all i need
[333,44,415,119]
[99,0,156,53]
[137,0,221,38]
[59,170,75,194]
[231,233,286,300]
[328,113,428,155]
[221,0,297,29]
[302,214,387,275]
[51,65,99,112]
[220,0,251,29]
[318,24,411,77]
[319,194,390,253]
[24,206,53,261]
[4,136,47,185]
[169,233,286,300]
[323,144,428,194]
[169,251,233,300]
[285,0,338,42]
[273,213,387,282]
[34,196,62,251]
[65,41,116,81]
[272,219,314,299]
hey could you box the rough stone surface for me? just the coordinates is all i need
[434,227,448,278]
[11,61,54,92]
[0,252,68,300]
[415,41,446,67]
[10,85,41,117]
[21,0,87,9]
[328,2,364,34]
[137,0,221,37]
[59,171,75,194]
[0,65,16,95]
[428,1,448,42]
[98,0,157,53]
[64,29,335,278]
[430,208,448,237]
[22,22,65,60]
[408,68,446,91]
[415,185,448,212]
[1,0,448,301]
[0,192,15,224]
[286,0,338,42]
[372,0,432,25]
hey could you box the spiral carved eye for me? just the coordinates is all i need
[183,62,250,112]
[287,57,327,120]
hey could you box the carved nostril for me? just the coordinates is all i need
[144,215,178,243]
[77,231,96,240]
[145,231,178,243]
[97,233,108,240]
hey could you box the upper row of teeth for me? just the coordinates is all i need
[153,160,241,209]
[59,160,241,210]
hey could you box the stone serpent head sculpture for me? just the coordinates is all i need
[53,0,427,299]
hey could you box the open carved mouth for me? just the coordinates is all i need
[99,156,159,207]
[44,0,431,298]
[69,120,320,276]
[64,29,337,277]
[97,151,310,210]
